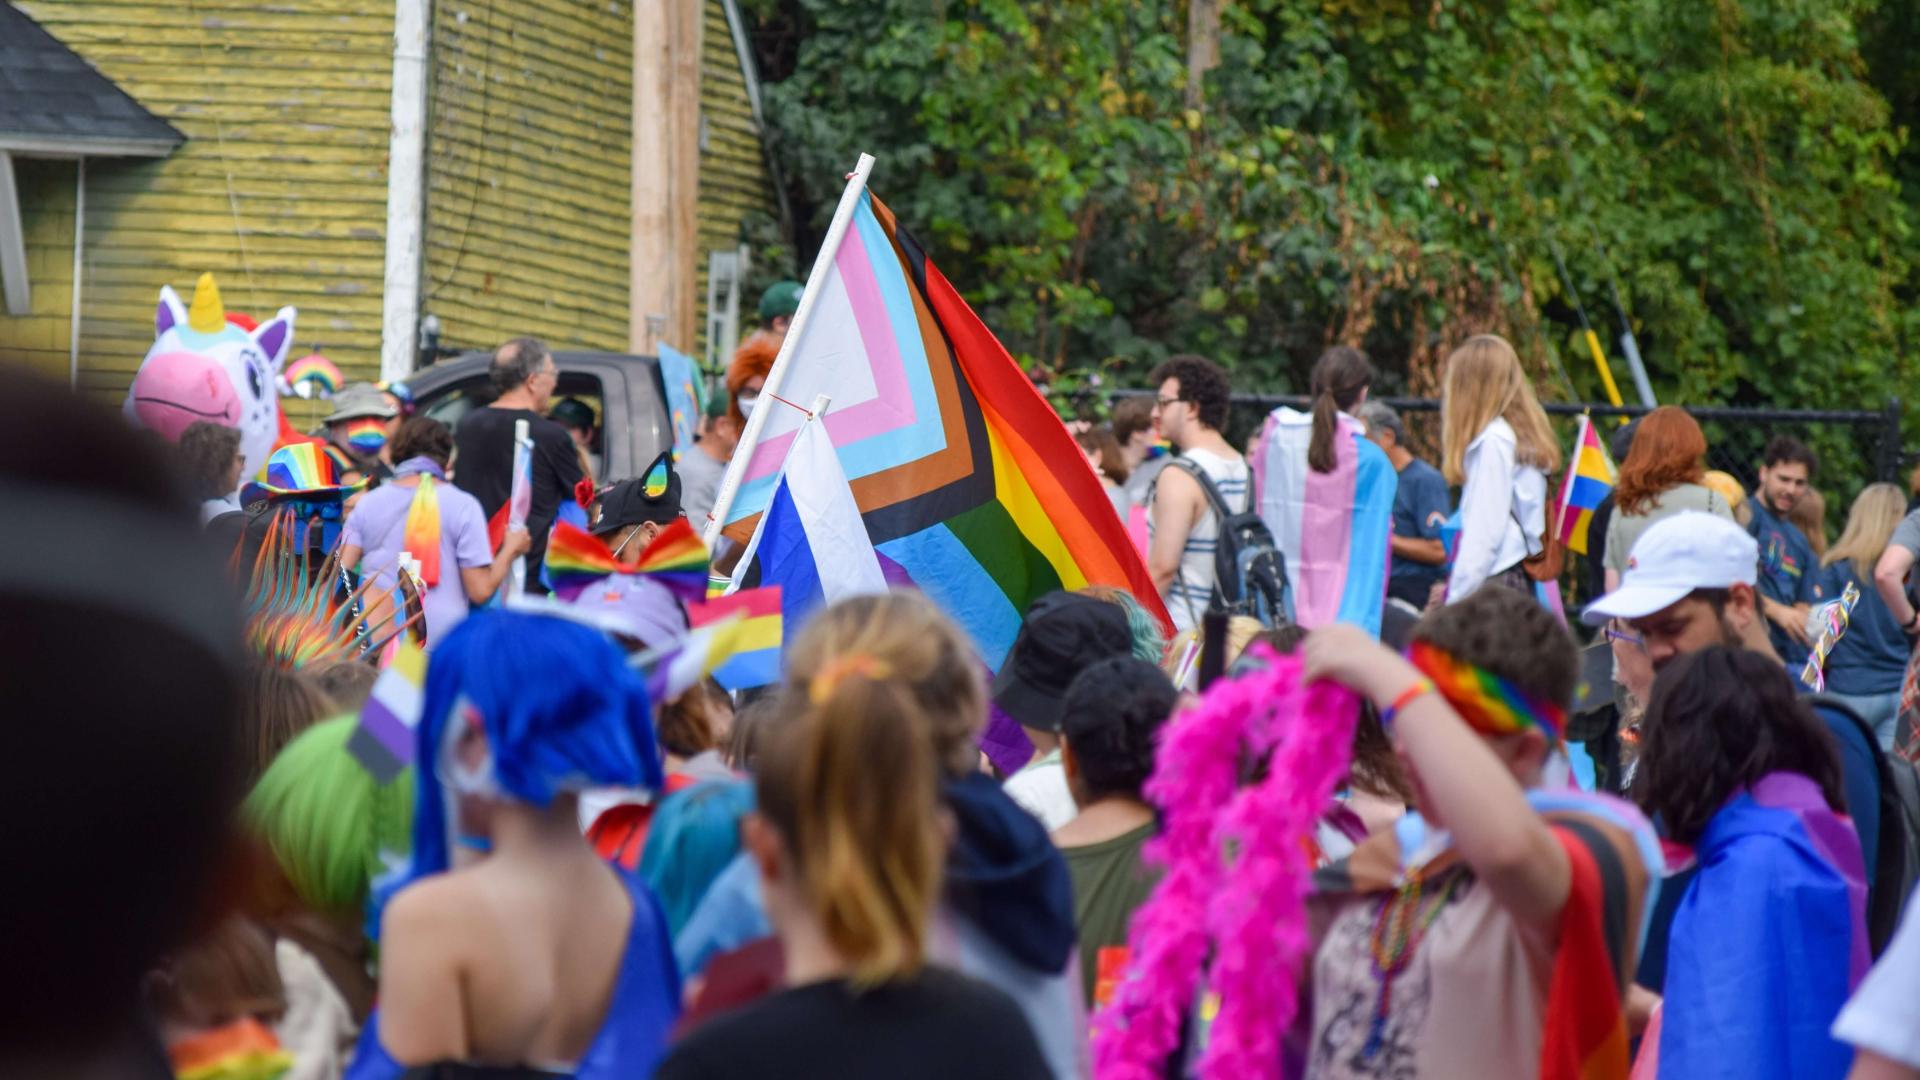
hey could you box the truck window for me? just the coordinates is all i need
[422,373,609,483]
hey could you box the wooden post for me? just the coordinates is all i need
[1186,0,1220,111]
[632,0,704,354]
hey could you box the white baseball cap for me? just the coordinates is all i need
[1580,511,1758,626]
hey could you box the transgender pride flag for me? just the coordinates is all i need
[1251,409,1397,635]
[706,155,1169,666]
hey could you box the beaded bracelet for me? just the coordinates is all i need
[1380,677,1436,729]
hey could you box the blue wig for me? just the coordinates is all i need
[404,610,663,884]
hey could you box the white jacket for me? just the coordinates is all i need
[1448,417,1547,600]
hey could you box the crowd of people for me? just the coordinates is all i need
[11,311,1920,1080]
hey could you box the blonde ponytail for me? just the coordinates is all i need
[758,592,984,985]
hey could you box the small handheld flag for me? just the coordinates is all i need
[1555,414,1617,556]
[687,586,784,691]
[631,607,762,703]
[348,637,428,782]
[507,418,533,596]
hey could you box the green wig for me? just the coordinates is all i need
[245,715,414,923]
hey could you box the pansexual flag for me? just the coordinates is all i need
[1555,414,1617,556]
[686,586,783,691]
[711,166,1170,665]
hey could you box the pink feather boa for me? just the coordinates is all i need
[1091,646,1358,1079]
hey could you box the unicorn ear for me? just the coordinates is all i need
[156,285,188,337]
[252,306,297,373]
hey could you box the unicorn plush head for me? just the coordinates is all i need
[124,272,295,480]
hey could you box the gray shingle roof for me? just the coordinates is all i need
[0,2,183,155]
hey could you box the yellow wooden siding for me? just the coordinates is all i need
[422,0,632,357]
[0,158,79,381]
[11,0,393,403]
[694,0,778,360]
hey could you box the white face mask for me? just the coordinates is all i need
[737,394,758,418]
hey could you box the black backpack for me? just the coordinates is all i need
[1808,694,1920,956]
[1161,457,1289,628]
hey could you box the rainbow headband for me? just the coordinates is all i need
[1407,640,1566,742]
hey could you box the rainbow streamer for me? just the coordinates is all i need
[1801,582,1860,692]
[630,517,709,602]
[238,508,417,669]
[402,476,442,587]
[1409,640,1566,741]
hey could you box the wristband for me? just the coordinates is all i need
[1380,677,1436,729]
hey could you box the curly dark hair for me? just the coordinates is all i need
[1061,656,1177,801]
[1412,584,1579,710]
[1631,645,1843,845]
[390,416,454,467]
[1762,434,1817,474]
[175,421,243,500]
[1148,354,1232,433]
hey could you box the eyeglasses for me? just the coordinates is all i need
[1153,395,1184,408]
[1604,625,1645,650]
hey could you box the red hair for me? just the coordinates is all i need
[726,331,781,430]
[1614,406,1707,515]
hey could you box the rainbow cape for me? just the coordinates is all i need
[1555,414,1616,556]
[714,178,1169,665]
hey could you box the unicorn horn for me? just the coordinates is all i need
[187,272,226,333]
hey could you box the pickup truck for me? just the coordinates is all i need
[407,351,674,483]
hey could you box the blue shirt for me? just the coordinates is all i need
[1808,561,1909,696]
[1388,457,1451,602]
[1748,496,1817,668]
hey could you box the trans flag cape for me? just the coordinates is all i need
[1251,408,1396,635]
[711,178,1170,666]
[1659,771,1868,1080]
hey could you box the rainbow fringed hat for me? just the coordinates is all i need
[240,442,366,506]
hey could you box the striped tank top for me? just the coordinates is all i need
[1155,447,1250,633]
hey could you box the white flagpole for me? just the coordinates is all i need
[507,418,532,597]
[702,152,875,549]
[724,393,833,596]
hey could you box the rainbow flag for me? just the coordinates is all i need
[1555,414,1616,556]
[686,586,783,691]
[712,172,1169,664]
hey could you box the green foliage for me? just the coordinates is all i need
[748,0,1916,446]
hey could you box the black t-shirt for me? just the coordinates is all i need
[654,968,1049,1080]
[452,406,583,592]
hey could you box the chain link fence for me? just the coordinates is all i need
[1066,389,1904,606]
[1073,389,1904,508]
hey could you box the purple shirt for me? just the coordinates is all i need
[343,472,492,647]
